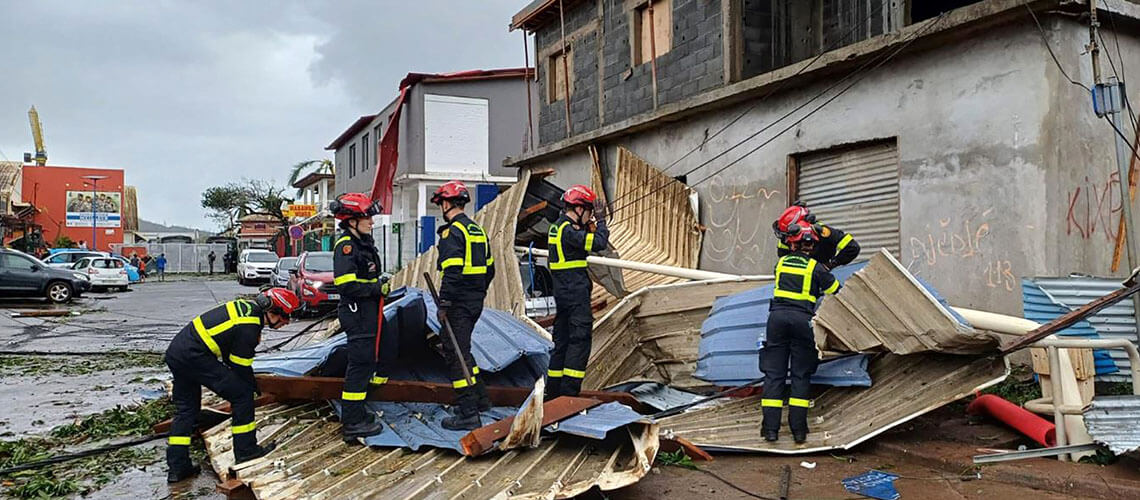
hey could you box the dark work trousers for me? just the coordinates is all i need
[441,300,483,417]
[165,350,256,470]
[548,298,593,397]
[339,298,392,426]
[760,309,819,434]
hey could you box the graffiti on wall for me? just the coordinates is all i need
[907,208,1016,292]
[704,175,781,272]
[1066,171,1122,241]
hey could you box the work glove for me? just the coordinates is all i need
[378,273,393,297]
[436,299,452,325]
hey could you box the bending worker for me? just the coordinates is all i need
[432,180,495,430]
[330,193,391,442]
[546,185,609,398]
[165,287,300,483]
[773,201,860,269]
[762,222,840,444]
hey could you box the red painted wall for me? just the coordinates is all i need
[22,165,125,252]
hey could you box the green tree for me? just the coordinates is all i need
[201,180,293,230]
[288,159,334,197]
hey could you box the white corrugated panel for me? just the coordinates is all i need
[1034,276,1139,382]
[797,141,900,257]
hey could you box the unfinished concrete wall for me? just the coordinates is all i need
[535,0,601,144]
[530,14,1140,316]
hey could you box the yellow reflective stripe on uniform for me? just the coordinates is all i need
[788,398,812,408]
[231,422,257,435]
[823,279,839,295]
[563,368,586,379]
[761,399,784,408]
[773,259,818,303]
[370,376,388,385]
[548,221,588,270]
[585,232,595,252]
[547,369,563,378]
[336,236,351,245]
[342,391,367,401]
[836,233,854,250]
[452,378,475,389]
[334,272,378,285]
[168,436,192,446]
[449,222,489,275]
[777,240,790,250]
[228,354,253,367]
[472,366,480,375]
[192,317,223,357]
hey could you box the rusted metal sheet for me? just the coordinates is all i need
[590,147,703,308]
[585,278,768,391]
[497,379,546,452]
[254,374,649,413]
[461,396,601,456]
[203,403,659,499]
[813,249,997,355]
[659,353,1008,453]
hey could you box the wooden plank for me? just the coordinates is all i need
[459,397,601,456]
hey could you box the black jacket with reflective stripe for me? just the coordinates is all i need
[547,213,610,301]
[769,252,840,315]
[436,212,495,303]
[333,230,384,306]
[167,299,264,388]
[776,224,860,268]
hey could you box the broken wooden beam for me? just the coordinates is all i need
[216,478,255,500]
[253,375,650,413]
[460,396,601,456]
[1001,277,1140,354]
[10,309,74,318]
[518,200,548,218]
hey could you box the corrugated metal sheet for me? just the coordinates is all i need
[334,401,518,453]
[695,262,872,386]
[1033,276,1139,382]
[604,382,703,412]
[546,401,649,440]
[797,140,900,257]
[1021,279,1118,377]
[590,147,703,306]
[1085,395,1140,455]
[812,250,993,355]
[203,403,660,499]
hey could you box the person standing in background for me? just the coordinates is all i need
[156,253,167,282]
[208,251,217,274]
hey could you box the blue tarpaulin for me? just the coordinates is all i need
[842,470,900,500]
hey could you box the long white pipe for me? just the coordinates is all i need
[950,307,1041,335]
[515,246,773,281]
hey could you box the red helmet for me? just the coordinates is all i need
[260,287,300,315]
[430,180,471,206]
[785,221,818,244]
[330,193,382,220]
[775,205,811,234]
[562,185,598,208]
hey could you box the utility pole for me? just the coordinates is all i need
[1088,2,1140,342]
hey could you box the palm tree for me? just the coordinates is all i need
[288,159,334,196]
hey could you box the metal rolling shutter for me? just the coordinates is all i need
[796,140,900,258]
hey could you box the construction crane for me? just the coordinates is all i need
[27,106,47,166]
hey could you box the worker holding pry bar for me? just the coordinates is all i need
[431,180,495,430]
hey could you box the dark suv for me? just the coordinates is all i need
[0,248,93,303]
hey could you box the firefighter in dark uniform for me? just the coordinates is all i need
[773,202,860,269]
[546,185,609,398]
[329,192,391,441]
[431,181,495,430]
[762,222,840,444]
[165,287,300,483]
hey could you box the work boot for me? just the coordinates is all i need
[234,442,276,464]
[793,432,807,444]
[474,382,492,412]
[441,412,481,431]
[763,430,779,442]
[166,463,200,483]
[342,420,385,442]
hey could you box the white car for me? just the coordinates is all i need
[72,256,130,291]
[237,249,279,286]
[44,250,109,269]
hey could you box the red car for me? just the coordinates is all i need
[289,251,338,314]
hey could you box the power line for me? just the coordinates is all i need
[1023,2,1090,92]
[1098,1,1137,130]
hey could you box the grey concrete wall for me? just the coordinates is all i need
[531,15,1140,316]
[535,0,725,145]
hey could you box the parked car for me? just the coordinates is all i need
[236,249,279,285]
[71,256,131,291]
[272,257,299,287]
[43,249,109,269]
[0,248,92,303]
[288,251,337,313]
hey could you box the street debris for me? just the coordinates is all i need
[799,461,816,469]
[966,394,1056,447]
[842,470,900,500]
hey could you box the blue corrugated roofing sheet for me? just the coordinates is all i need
[1021,279,1118,377]
[546,402,649,440]
[330,401,518,452]
[605,382,703,412]
[694,261,964,386]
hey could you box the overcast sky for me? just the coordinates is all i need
[0,0,525,230]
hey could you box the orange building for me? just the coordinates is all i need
[22,165,125,252]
